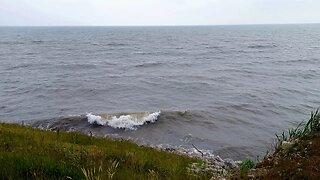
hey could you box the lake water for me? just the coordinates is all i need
[1,25,319,159]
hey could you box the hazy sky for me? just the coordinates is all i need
[1,0,319,26]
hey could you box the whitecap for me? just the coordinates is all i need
[86,111,161,130]
[87,113,107,126]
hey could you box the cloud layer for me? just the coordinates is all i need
[0,0,319,25]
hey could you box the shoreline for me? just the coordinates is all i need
[0,122,234,179]
[1,109,319,179]
[29,116,243,172]
[231,109,320,179]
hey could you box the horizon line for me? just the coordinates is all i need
[0,22,319,27]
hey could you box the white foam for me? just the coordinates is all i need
[86,111,161,130]
[86,113,107,126]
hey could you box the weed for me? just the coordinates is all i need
[148,169,160,180]
[239,159,255,171]
[107,159,119,179]
[81,163,103,180]
[275,109,320,149]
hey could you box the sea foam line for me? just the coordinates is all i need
[86,111,161,130]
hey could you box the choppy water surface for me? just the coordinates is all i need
[1,25,320,159]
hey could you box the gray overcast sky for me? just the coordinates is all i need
[0,0,319,26]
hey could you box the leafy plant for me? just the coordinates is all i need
[239,159,255,171]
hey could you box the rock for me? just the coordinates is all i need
[281,141,294,150]
[165,147,176,152]
[214,156,224,163]
[224,158,238,169]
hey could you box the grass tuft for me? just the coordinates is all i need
[107,159,119,179]
[275,109,320,149]
[239,159,255,172]
[81,161,103,180]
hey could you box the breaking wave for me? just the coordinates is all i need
[86,111,161,130]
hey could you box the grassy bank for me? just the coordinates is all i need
[0,123,211,179]
[231,109,320,179]
[1,109,319,179]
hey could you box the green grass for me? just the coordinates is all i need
[0,123,211,179]
[4,110,318,179]
[238,159,255,172]
[275,109,320,149]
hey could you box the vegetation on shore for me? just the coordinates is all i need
[0,123,211,179]
[231,109,320,179]
[1,109,319,179]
